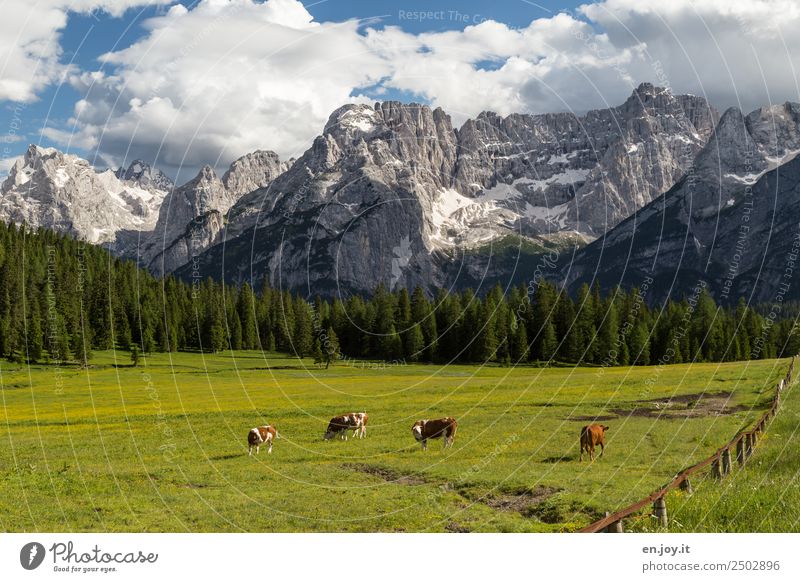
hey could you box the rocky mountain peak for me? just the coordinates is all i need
[324,103,381,137]
[143,151,289,274]
[115,159,174,191]
[222,150,287,198]
[196,164,218,182]
[697,106,764,177]
[0,144,167,245]
[745,101,800,159]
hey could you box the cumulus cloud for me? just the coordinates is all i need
[580,0,800,112]
[0,1,167,103]
[27,0,800,179]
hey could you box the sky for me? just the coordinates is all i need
[2,0,800,183]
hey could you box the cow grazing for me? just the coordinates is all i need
[579,424,609,461]
[248,425,277,455]
[412,417,457,450]
[324,412,368,441]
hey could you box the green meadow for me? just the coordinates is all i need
[637,375,800,533]
[0,351,789,532]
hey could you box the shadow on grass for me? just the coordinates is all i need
[540,454,575,463]
[210,453,242,461]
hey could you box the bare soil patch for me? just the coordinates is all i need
[613,391,750,419]
[481,485,561,514]
[344,463,427,485]
[566,414,617,422]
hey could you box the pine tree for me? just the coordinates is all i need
[474,296,498,362]
[323,326,341,368]
[26,303,44,363]
[230,313,243,350]
[238,283,258,350]
[404,323,425,361]
[510,317,529,363]
[292,298,313,359]
[73,311,93,367]
[574,284,597,363]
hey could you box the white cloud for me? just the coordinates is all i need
[0,1,167,103]
[0,155,22,178]
[27,0,800,178]
[579,0,800,112]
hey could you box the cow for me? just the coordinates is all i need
[579,424,609,461]
[411,417,457,450]
[324,412,368,441]
[248,425,278,455]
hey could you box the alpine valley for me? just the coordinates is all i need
[4,82,800,302]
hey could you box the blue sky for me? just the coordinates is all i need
[2,0,799,181]
[43,0,575,133]
[1,0,584,179]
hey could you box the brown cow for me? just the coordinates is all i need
[580,424,608,461]
[248,425,277,455]
[412,417,457,450]
[324,412,368,441]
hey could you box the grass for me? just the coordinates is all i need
[0,351,789,532]
[627,374,800,533]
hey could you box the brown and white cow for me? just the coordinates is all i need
[579,424,608,461]
[248,425,277,455]
[323,412,368,441]
[412,417,457,450]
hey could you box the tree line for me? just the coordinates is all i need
[1,221,798,366]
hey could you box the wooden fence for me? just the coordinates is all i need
[579,356,796,533]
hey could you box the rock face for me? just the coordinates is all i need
[179,84,718,295]
[0,85,731,296]
[564,101,800,304]
[453,83,718,240]
[114,159,174,192]
[0,146,169,246]
[143,150,288,274]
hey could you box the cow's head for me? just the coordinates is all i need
[411,421,424,441]
[323,429,336,441]
[602,425,610,432]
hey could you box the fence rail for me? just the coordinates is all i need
[579,356,796,533]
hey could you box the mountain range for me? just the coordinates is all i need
[3,83,799,302]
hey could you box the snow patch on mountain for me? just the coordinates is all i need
[0,146,169,246]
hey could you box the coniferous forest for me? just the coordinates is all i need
[1,221,799,367]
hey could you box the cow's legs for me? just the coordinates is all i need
[249,445,253,456]
[599,443,604,458]
[268,440,273,454]
[421,440,427,451]
[256,444,260,454]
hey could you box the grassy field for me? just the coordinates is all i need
[0,351,789,532]
[629,375,800,533]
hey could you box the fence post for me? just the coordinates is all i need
[653,497,668,527]
[736,438,745,466]
[721,448,732,476]
[711,458,722,480]
[604,511,623,533]
[745,433,753,459]
[679,478,693,495]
